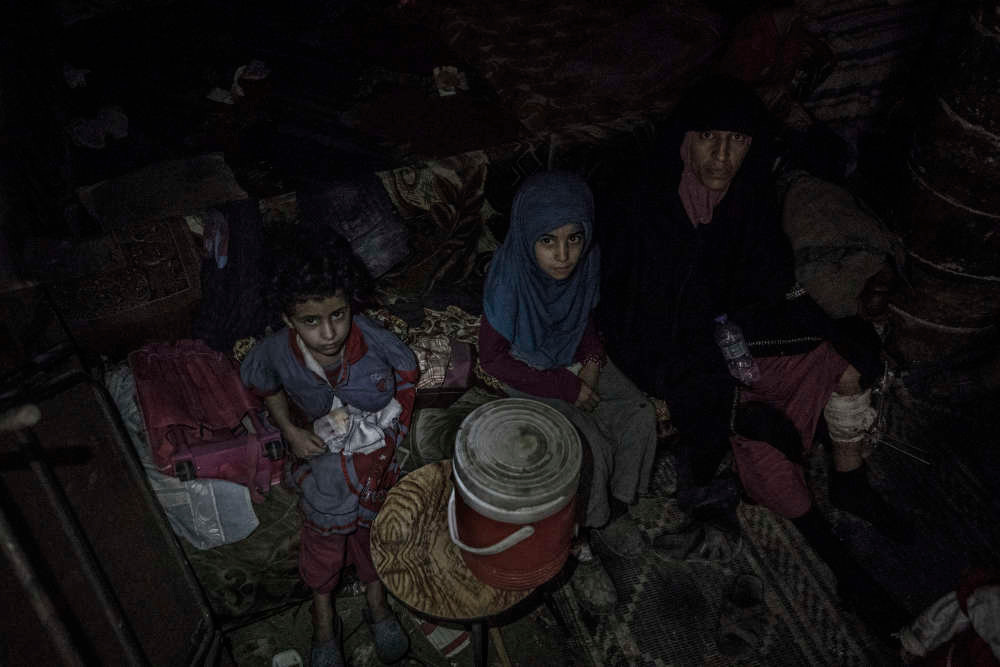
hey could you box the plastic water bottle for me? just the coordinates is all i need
[714,314,760,385]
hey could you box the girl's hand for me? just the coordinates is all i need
[575,382,600,412]
[650,396,677,439]
[579,361,601,391]
[284,425,327,459]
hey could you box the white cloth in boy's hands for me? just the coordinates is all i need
[312,396,403,455]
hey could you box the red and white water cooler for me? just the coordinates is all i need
[448,398,581,590]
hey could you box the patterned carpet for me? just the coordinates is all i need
[542,374,1000,667]
[546,452,894,667]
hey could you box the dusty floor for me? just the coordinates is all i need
[225,586,579,666]
[224,373,1000,666]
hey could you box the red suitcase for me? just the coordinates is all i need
[129,339,286,502]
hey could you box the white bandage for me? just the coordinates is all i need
[824,389,876,443]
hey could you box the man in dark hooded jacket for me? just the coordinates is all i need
[597,74,909,638]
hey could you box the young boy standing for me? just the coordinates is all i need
[240,228,416,666]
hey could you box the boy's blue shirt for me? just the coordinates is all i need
[240,313,418,535]
[241,314,416,419]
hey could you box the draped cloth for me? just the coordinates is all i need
[483,171,600,369]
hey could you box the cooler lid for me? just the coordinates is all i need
[453,398,581,513]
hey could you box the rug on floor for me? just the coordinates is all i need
[546,453,896,667]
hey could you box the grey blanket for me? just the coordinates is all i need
[780,170,903,318]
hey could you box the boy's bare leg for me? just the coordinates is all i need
[366,579,391,621]
[312,591,336,642]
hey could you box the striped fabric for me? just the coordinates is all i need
[802,0,939,161]
[419,621,470,658]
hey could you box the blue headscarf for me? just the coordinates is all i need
[483,171,600,369]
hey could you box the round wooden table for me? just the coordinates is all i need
[371,460,535,666]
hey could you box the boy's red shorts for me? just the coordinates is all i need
[299,525,379,594]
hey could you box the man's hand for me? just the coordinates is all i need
[575,382,600,412]
[284,425,327,459]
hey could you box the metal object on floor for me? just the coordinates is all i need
[13,403,149,665]
[0,344,224,665]
[867,362,934,465]
[0,404,87,667]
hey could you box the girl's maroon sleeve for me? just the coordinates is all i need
[574,312,606,366]
[478,318,581,403]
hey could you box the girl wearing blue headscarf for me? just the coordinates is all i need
[478,170,658,611]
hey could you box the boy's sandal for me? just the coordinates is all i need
[311,617,345,667]
[363,607,410,664]
[311,637,345,667]
[717,574,766,657]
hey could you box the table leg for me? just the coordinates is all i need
[470,621,488,667]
